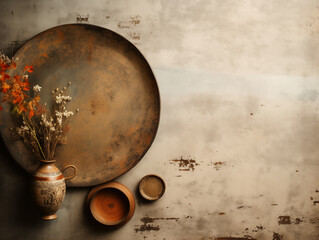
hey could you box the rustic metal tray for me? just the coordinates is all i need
[0,24,160,187]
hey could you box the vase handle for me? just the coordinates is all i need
[62,165,77,180]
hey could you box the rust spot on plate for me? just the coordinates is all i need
[278,216,291,225]
[169,157,199,171]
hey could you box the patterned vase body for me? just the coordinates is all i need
[31,160,76,220]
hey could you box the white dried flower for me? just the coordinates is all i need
[21,126,29,131]
[50,126,55,132]
[76,108,80,112]
[44,120,53,127]
[55,94,72,104]
[16,125,29,135]
[23,75,28,79]
[63,110,73,118]
[55,95,63,104]
[33,84,42,92]
[0,53,11,63]
[55,110,63,125]
[55,110,63,118]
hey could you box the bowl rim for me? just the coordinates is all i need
[90,187,130,225]
[138,174,166,201]
[87,181,135,227]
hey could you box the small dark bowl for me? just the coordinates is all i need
[138,174,166,201]
[87,181,135,227]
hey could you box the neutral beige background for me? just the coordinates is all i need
[0,0,319,239]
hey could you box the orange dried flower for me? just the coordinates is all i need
[24,65,34,73]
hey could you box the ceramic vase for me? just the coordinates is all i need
[31,160,77,220]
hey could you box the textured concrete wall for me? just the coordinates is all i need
[1,0,319,239]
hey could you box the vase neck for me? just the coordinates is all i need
[40,159,56,163]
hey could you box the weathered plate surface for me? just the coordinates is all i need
[0,24,160,187]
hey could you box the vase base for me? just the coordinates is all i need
[41,214,57,220]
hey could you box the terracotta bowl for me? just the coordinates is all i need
[87,182,135,227]
[139,174,166,201]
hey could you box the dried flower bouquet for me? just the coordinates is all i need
[0,53,78,160]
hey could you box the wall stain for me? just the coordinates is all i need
[252,225,264,232]
[127,32,141,40]
[276,216,307,225]
[218,212,226,215]
[313,200,319,205]
[117,15,141,29]
[135,216,179,233]
[214,236,256,240]
[237,205,252,209]
[294,217,305,224]
[117,21,130,29]
[76,14,89,23]
[169,157,199,171]
[130,15,141,25]
[309,217,319,224]
[278,216,291,225]
[212,161,226,170]
[273,232,283,240]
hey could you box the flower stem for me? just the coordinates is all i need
[21,114,46,160]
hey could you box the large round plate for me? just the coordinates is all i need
[0,24,160,187]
